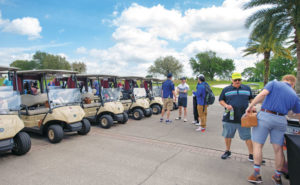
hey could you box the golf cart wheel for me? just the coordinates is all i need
[78,119,91,135]
[152,105,161,114]
[120,112,128,124]
[98,115,113,129]
[145,108,153,117]
[132,109,144,120]
[12,132,31,156]
[47,125,64,144]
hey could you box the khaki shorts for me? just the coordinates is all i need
[163,98,173,111]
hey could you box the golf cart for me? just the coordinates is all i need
[142,78,163,114]
[102,75,152,120]
[17,70,90,143]
[77,74,128,129]
[0,66,31,155]
[247,83,261,98]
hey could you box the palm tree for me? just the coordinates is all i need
[244,0,300,90]
[243,36,291,85]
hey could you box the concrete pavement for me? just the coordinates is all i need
[0,97,289,185]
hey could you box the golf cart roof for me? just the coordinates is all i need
[17,69,78,75]
[77,74,120,78]
[0,65,19,71]
[119,76,145,80]
[144,77,164,82]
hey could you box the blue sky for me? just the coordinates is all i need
[0,0,260,76]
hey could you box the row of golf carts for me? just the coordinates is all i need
[0,66,174,156]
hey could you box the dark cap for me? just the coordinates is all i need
[198,74,205,81]
[167,73,173,78]
[180,77,186,80]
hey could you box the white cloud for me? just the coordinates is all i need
[0,11,42,39]
[80,0,261,77]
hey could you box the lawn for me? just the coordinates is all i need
[174,79,264,96]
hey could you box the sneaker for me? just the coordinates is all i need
[201,128,206,132]
[272,175,282,185]
[183,118,187,122]
[195,122,200,126]
[165,120,172,124]
[248,174,263,184]
[160,118,163,122]
[192,120,198,124]
[196,127,203,131]
[248,154,266,164]
[221,151,231,159]
[175,117,181,120]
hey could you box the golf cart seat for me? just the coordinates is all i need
[21,107,50,115]
[21,94,48,107]
[21,94,50,115]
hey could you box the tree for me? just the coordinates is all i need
[243,37,291,85]
[189,51,235,80]
[33,51,71,70]
[269,56,297,80]
[242,57,297,82]
[72,62,87,73]
[10,60,37,70]
[244,0,300,91]
[148,56,183,78]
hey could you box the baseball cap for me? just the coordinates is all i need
[167,73,173,78]
[180,77,186,80]
[198,74,205,81]
[232,72,242,80]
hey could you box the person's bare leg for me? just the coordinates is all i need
[161,109,165,118]
[166,110,171,120]
[273,144,285,171]
[253,142,263,165]
[245,140,254,154]
[225,138,232,151]
[184,107,187,119]
[178,106,182,117]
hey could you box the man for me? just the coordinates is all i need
[160,73,176,124]
[246,75,300,184]
[176,77,189,122]
[193,74,209,132]
[2,77,12,86]
[192,75,201,124]
[219,72,254,161]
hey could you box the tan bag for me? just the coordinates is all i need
[241,112,258,128]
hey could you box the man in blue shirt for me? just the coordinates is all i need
[193,74,209,132]
[219,73,254,161]
[160,73,176,124]
[246,75,300,184]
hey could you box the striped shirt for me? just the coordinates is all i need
[219,84,253,123]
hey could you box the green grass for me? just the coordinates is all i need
[174,80,264,96]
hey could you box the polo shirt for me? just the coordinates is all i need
[3,78,12,86]
[162,79,175,98]
[177,83,189,98]
[219,84,253,123]
[262,80,300,115]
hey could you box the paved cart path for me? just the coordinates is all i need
[0,97,287,185]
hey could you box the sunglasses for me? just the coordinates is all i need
[233,79,241,82]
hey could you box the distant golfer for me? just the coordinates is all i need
[176,77,189,122]
[160,73,176,124]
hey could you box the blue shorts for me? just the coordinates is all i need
[222,122,251,140]
[252,111,287,146]
[178,97,187,107]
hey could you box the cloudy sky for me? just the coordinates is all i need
[0,0,262,76]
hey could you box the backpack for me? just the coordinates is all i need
[204,84,215,105]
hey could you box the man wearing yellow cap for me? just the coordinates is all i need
[219,72,255,161]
